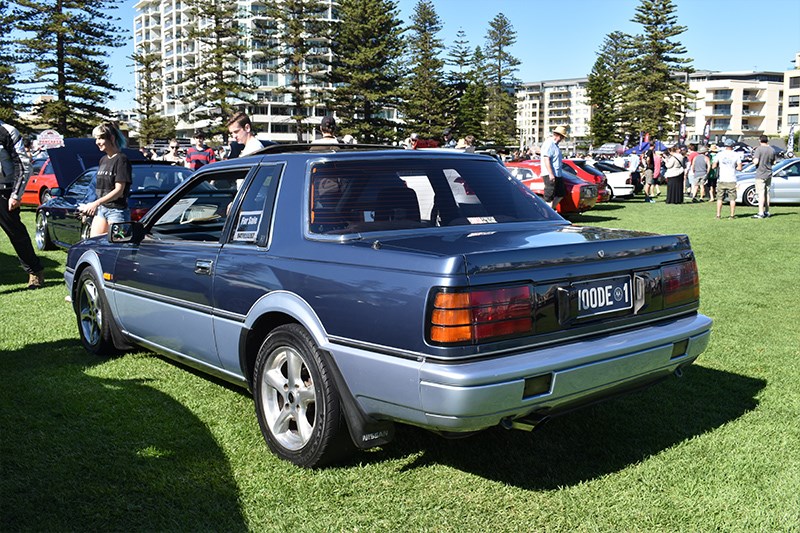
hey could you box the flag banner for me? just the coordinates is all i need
[679,120,687,144]
[703,120,711,142]
[788,123,796,155]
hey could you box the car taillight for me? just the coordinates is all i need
[429,285,533,345]
[130,207,149,221]
[662,260,699,308]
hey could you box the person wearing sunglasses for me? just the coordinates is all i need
[160,138,183,164]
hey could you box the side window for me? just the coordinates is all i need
[230,163,283,245]
[147,168,249,242]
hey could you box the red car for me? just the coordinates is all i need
[563,159,611,203]
[505,160,597,214]
[21,158,58,206]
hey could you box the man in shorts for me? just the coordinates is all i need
[713,138,742,219]
[751,135,775,218]
[540,126,568,210]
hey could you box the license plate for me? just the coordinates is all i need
[574,276,633,318]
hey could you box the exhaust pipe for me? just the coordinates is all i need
[501,413,549,432]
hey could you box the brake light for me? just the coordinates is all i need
[662,260,699,307]
[130,207,149,221]
[429,285,533,345]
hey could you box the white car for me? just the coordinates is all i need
[589,160,636,199]
[735,158,800,206]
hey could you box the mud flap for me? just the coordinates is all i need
[324,352,395,450]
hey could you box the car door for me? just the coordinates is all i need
[772,160,800,202]
[109,166,251,366]
[49,170,96,246]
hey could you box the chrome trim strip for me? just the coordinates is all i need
[109,282,213,316]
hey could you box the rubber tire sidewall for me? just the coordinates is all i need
[743,185,758,207]
[76,269,116,356]
[253,324,351,468]
[35,211,55,251]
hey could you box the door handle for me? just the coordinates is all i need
[195,259,214,275]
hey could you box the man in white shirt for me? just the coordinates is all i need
[311,116,340,144]
[712,138,742,219]
[227,113,264,157]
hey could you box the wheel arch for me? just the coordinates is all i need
[70,251,133,351]
[240,291,329,389]
[238,292,395,450]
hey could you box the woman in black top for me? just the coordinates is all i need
[83,122,132,237]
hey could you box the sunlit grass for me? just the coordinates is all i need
[2,202,799,531]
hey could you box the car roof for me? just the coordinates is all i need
[195,144,498,172]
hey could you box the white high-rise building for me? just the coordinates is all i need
[133,0,339,143]
[516,78,591,153]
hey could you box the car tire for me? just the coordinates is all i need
[607,185,615,200]
[35,211,56,251]
[75,269,117,356]
[743,185,758,207]
[39,188,52,205]
[253,324,353,467]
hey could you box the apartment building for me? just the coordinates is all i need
[133,0,341,142]
[516,62,797,149]
[516,78,591,152]
[686,70,784,143]
[783,52,800,136]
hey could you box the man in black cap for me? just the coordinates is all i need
[442,128,456,148]
[312,116,339,144]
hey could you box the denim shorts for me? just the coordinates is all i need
[97,204,130,224]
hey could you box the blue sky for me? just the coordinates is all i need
[106,0,800,109]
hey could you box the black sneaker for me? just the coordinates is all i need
[764,211,771,218]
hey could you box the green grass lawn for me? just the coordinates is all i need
[2,201,799,532]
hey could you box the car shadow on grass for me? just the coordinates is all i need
[0,339,248,532]
[371,366,764,490]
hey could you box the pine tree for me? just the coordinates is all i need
[13,0,125,136]
[180,0,257,138]
[587,31,636,145]
[399,0,448,140]
[458,46,488,141]
[483,13,520,146]
[328,0,405,143]
[625,0,693,141]
[132,44,175,146]
[0,3,19,123]
[445,28,472,136]
[255,0,331,142]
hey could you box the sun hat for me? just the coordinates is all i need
[709,144,719,152]
[553,126,569,138]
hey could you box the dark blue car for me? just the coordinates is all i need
[36,161,193,250]
[64,145,712,467]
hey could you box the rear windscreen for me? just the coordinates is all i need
[309,158,560,235]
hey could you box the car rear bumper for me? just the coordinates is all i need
[330,313,712,432]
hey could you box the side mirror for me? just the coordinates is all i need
[50,187,63,197]
[109,222,145,244]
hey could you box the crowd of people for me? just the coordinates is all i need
[1,109,779,291]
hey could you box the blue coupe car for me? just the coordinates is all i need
[65,145,713,467]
